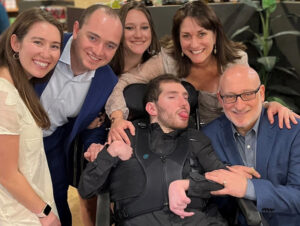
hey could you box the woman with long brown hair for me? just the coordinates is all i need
[0,8,63,225]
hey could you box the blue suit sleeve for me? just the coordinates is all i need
[252,130,300,214]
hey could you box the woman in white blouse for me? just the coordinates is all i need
[0,8,63,226]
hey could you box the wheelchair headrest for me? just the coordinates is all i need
[123,81,198,121]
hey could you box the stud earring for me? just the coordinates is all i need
[181,51,184,57]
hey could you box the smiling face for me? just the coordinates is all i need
[179,17,216,66]
[146,82,190,133]
[218,65,265,136]
[71,9,122,75]
[123,9,152,57]
[10,21,61,79]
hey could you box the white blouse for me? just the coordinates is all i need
[0,78,58,225]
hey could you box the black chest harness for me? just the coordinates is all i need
[110,123,196,220]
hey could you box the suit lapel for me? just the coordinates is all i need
[220,118,244,165]
[71,71,105,135]
[256,112,276,178]
[68,66,116,146]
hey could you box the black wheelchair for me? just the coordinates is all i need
[94,82,267,226]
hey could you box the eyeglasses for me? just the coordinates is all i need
[220,85,261,104]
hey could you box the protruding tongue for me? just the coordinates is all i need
[179,111,189,119]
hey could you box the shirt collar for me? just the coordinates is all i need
[150,122,185,138]
[60,36,72,65]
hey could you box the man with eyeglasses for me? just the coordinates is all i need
[201,64,300,225]
[168,64,300,225]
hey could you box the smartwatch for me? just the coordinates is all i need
[36,204,52,218]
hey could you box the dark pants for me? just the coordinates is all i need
[44,131,72,226]
[120,207,228,226]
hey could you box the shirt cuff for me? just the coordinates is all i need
[244,179,257,200]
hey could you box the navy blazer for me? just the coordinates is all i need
[203,109,300,226]
[35,33,118,166]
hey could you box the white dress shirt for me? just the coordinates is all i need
[41,36,95,137]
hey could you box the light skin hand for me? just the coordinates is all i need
[84,143,104,162]
[108,118,135,145]
[87,113,106,129]
[226,165,261,179]
[205,169,247,198]
[39,211,61,226]
[107,140,133,161]
[266,101,299,129]
[168,180,194,219]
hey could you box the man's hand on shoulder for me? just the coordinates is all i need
[107,140,133,161]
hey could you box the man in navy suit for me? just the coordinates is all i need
[34,5,122,226]
[202,65,300,225]
[168,65,300,225]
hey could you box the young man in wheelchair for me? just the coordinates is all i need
[78,74,260,226]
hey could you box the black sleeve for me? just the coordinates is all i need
[191,130,225,171]
[187,129,225,198]
[188,172,224,198]
[78,146,119,199]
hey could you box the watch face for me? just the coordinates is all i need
[44,204,52,216]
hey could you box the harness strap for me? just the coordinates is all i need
[115,122,189,220]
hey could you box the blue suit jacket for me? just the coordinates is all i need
[35,33,118,176]
[203,110,300,226]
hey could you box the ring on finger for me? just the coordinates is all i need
[223,181,227,186]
